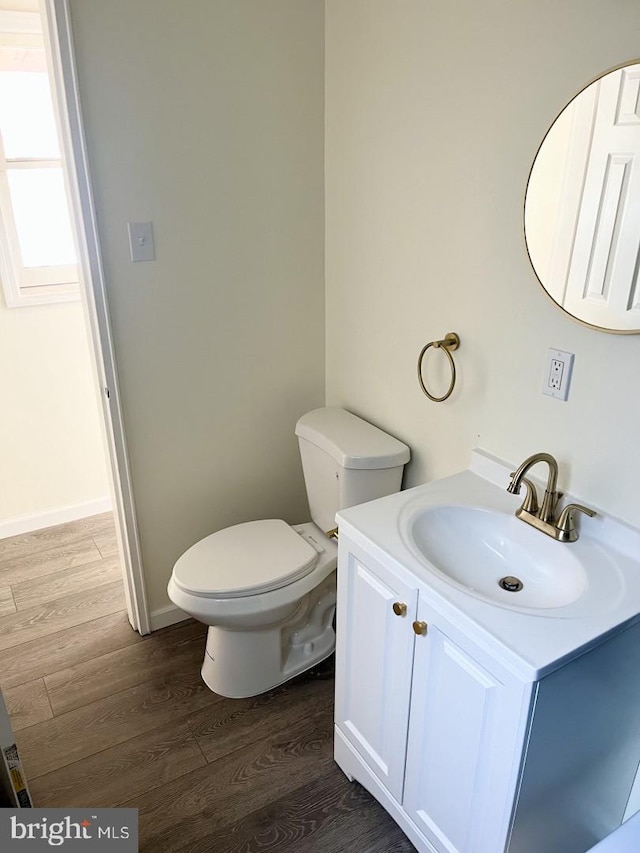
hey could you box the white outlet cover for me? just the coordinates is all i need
[543,348,574,401]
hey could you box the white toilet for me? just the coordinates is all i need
[167,407,410,698]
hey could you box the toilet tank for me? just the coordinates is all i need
[295,407,410,534]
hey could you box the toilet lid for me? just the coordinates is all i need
[171,519,320,598]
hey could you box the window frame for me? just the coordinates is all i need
[0,6,80,307]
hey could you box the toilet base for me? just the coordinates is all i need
[201,574,336,698]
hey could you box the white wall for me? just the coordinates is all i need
[325,0,640,529]
[0,295,109,530]
[525,105,572,295]
[0,0,109,534]
[4,0,38,10]
[66,0,640,618]
[67,0,326,613]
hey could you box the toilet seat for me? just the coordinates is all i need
[171,519,320,598]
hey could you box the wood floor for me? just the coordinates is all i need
[0,514,414,852]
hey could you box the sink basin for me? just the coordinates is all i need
[403,504,614,614]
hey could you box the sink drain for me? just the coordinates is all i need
[499,576,524,593]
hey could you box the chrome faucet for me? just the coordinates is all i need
[507,452,596,542]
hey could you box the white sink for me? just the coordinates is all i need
[402,504,623,617]
[337,451,640,677]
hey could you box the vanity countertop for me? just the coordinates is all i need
[336,450,640,681]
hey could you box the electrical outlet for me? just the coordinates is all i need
[543,349,574,400]
[549,359,564,390]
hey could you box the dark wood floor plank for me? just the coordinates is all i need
[28,719,207,809]
[172,768,415,853]
[188,671,334,763]
[4,679,53,731]
[0,539,103,586]
[12,556,122,611]
[0,581,126,652]
[278,778,417,853]
[0,513,415,852]
[45,620,206,716]
[132,706,335,853]
[0,610,140,690]
[0,513,114,563]
[17,661,221,779]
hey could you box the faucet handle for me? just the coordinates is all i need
[556,503,597,541]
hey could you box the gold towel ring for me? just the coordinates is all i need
[417,332,460,402]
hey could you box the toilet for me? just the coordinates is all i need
[167,407,410,698]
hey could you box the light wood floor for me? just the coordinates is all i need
[0,514,414,852]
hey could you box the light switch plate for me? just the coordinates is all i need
[127,221,155,262]
[543,348,574,401]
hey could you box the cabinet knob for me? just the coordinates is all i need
[412,620,428,636]
[392,602,407,617]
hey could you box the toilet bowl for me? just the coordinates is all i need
[169,520,337,698]
[168,407,410,698]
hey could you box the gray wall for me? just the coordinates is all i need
[69,0,640,617]
[68,0,326,613]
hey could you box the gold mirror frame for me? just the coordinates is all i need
[523,59,640,335]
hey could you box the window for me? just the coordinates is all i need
[0,5,79,307]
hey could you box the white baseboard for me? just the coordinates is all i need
[0,497,112,540]
[149,604,190,632]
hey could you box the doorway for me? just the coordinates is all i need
[0,0,148,635]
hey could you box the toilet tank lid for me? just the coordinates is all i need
[295,407,410,470]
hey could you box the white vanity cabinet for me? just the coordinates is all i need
[334,537,531,853]
[333,544,419,802]
[402,599,530,853]
[334,530,640,853]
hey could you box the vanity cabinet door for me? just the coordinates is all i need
[335,545,418,801]
[403,602,530,853]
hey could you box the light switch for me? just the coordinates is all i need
[127,221,155,262]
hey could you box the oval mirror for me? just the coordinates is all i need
[525,61,640,333]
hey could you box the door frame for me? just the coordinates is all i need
[43,0,150,634]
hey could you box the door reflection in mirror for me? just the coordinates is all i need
[525,61,640,333]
